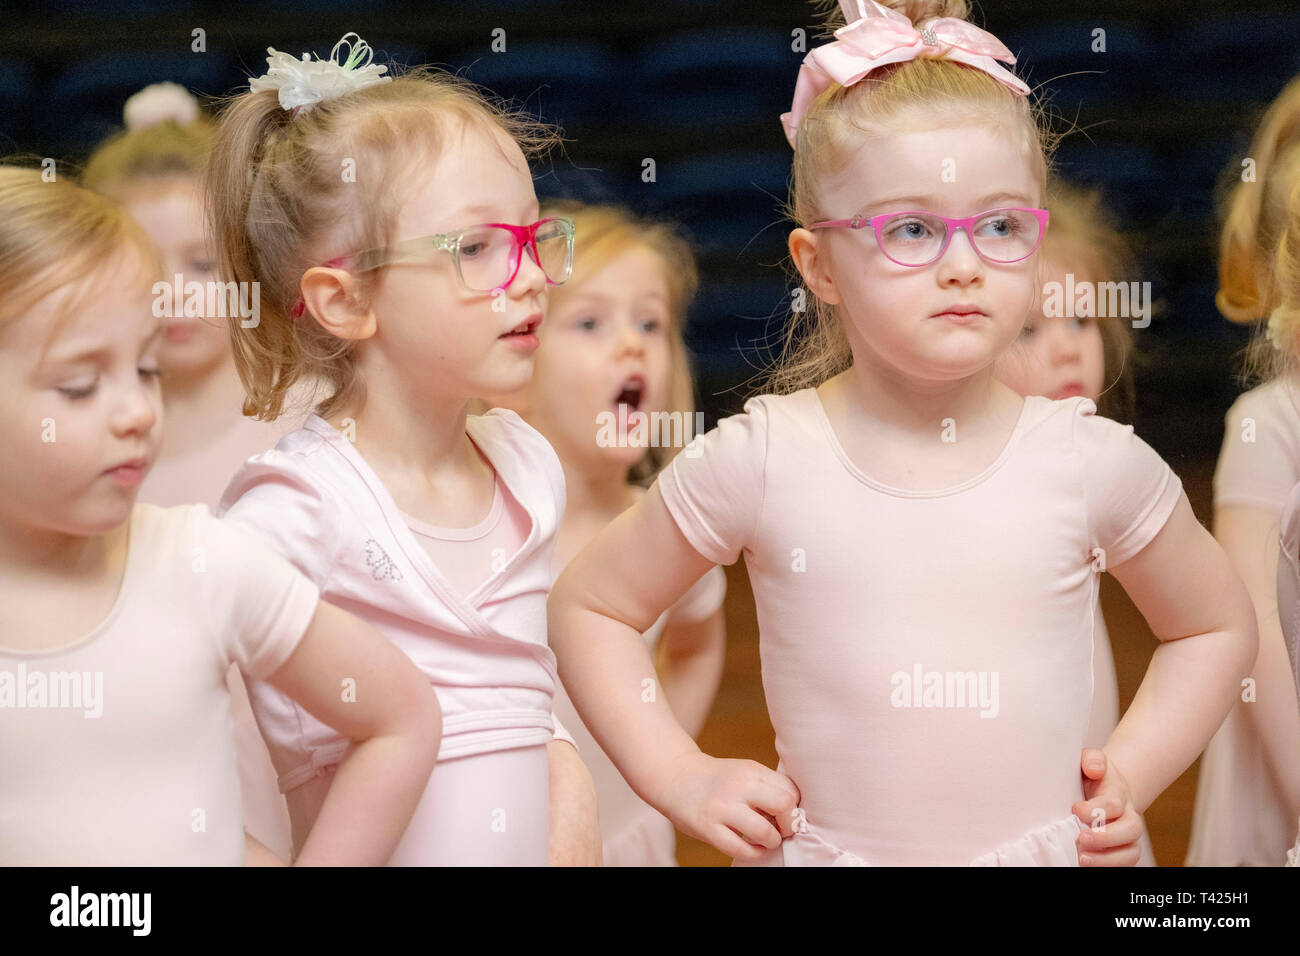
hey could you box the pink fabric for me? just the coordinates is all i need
[286,744,549,865]
[138,409,299,861]
[1188,378,1300,867]
[745,814,1083,867]
[1277,480,1300,869]
[403,476,532,601]
[402,476,578,752]
[656,390,1182,866]
[0,503,318,865]
[139,411,291,509]
[781,0,1028,146]
[550,565,727,866]
[1212,377,1300,514]
[1279,480,1300,719]
[600,802,679,868]
[218,410,568,862]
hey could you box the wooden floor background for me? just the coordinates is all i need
[673,459,1217,867]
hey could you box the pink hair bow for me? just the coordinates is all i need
[781,0,1029,147]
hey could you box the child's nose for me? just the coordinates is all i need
[509,243,548,298]
[1048,323,1082,364]
[111,382,158,438]
[615,321,647,355]
[937,228,983,283]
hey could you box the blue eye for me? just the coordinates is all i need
[576,316,598,331]
[639,318,662,334]
[976,214,1024,239]
[885,218,936,242]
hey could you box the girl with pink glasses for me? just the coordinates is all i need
[206,35,598,864]
[548,0,1257,866]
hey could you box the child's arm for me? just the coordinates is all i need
[654,609,727,739]
[549,484,798,862]
[263,600,442,866]
[546,739,601,865]
[1214,504,1300,815]
[1074,494,1257,863]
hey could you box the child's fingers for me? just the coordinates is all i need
[1080,747,1107,781]
[1072,791,1126,826]
[1077,811,1143,851]
[750,777,799,819]
[726,806,785,852]
[709,823,767,862]
[1078,842,1142,867]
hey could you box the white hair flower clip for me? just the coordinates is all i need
[249,32,390,113]
[123,82,200,131]
[1267,306,1299,356]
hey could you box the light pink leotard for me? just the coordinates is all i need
[218,410,571,865]
[1189,377,1300,866]
[0,504,317,864]
[1276,480,1300,867]
[656,390,1182,866]
[138,410,296,860]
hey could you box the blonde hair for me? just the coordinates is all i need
[81,110,215,197]
[539,200,700,484]
[1217,74,1300,326]
[206,65,560,422]
[0,164,160,338]
[1034,179,1140,422]
[1261,179,1300,384]
[766,0,1058,395]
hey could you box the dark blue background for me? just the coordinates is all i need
[0,0,1294,461]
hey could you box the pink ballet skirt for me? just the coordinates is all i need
[738,815,1083,867]
[601,802,679,867]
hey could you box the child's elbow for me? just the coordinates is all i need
[1227,579,1261,678]
[388,673,442,763]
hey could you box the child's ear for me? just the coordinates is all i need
[299,267,377,340]
[788,227,841,306]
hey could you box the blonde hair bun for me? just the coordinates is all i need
[123,82,200,132]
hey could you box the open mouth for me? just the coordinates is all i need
[501,316,542,338]
[613,375,645,414]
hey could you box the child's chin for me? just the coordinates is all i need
[482,364,535,396]
[58,500,134,538]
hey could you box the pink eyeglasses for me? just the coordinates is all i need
[808,207,1050,268]
[289,217,575,318]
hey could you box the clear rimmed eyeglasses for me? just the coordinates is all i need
[315,217,576,296]
[808,207,1049,268]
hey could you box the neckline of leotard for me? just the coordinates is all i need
[804,388,1043,499]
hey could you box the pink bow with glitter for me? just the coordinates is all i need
[781,0,1030,147]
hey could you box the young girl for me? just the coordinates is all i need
[491,201,727,865]
[993,180,1156,865]
[1272,182,1300,868]
[1189,75,1300,867]
[0,165,441,865]
[82,81,298,861]
[208,35,598,864]
[547,0,1257,866]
